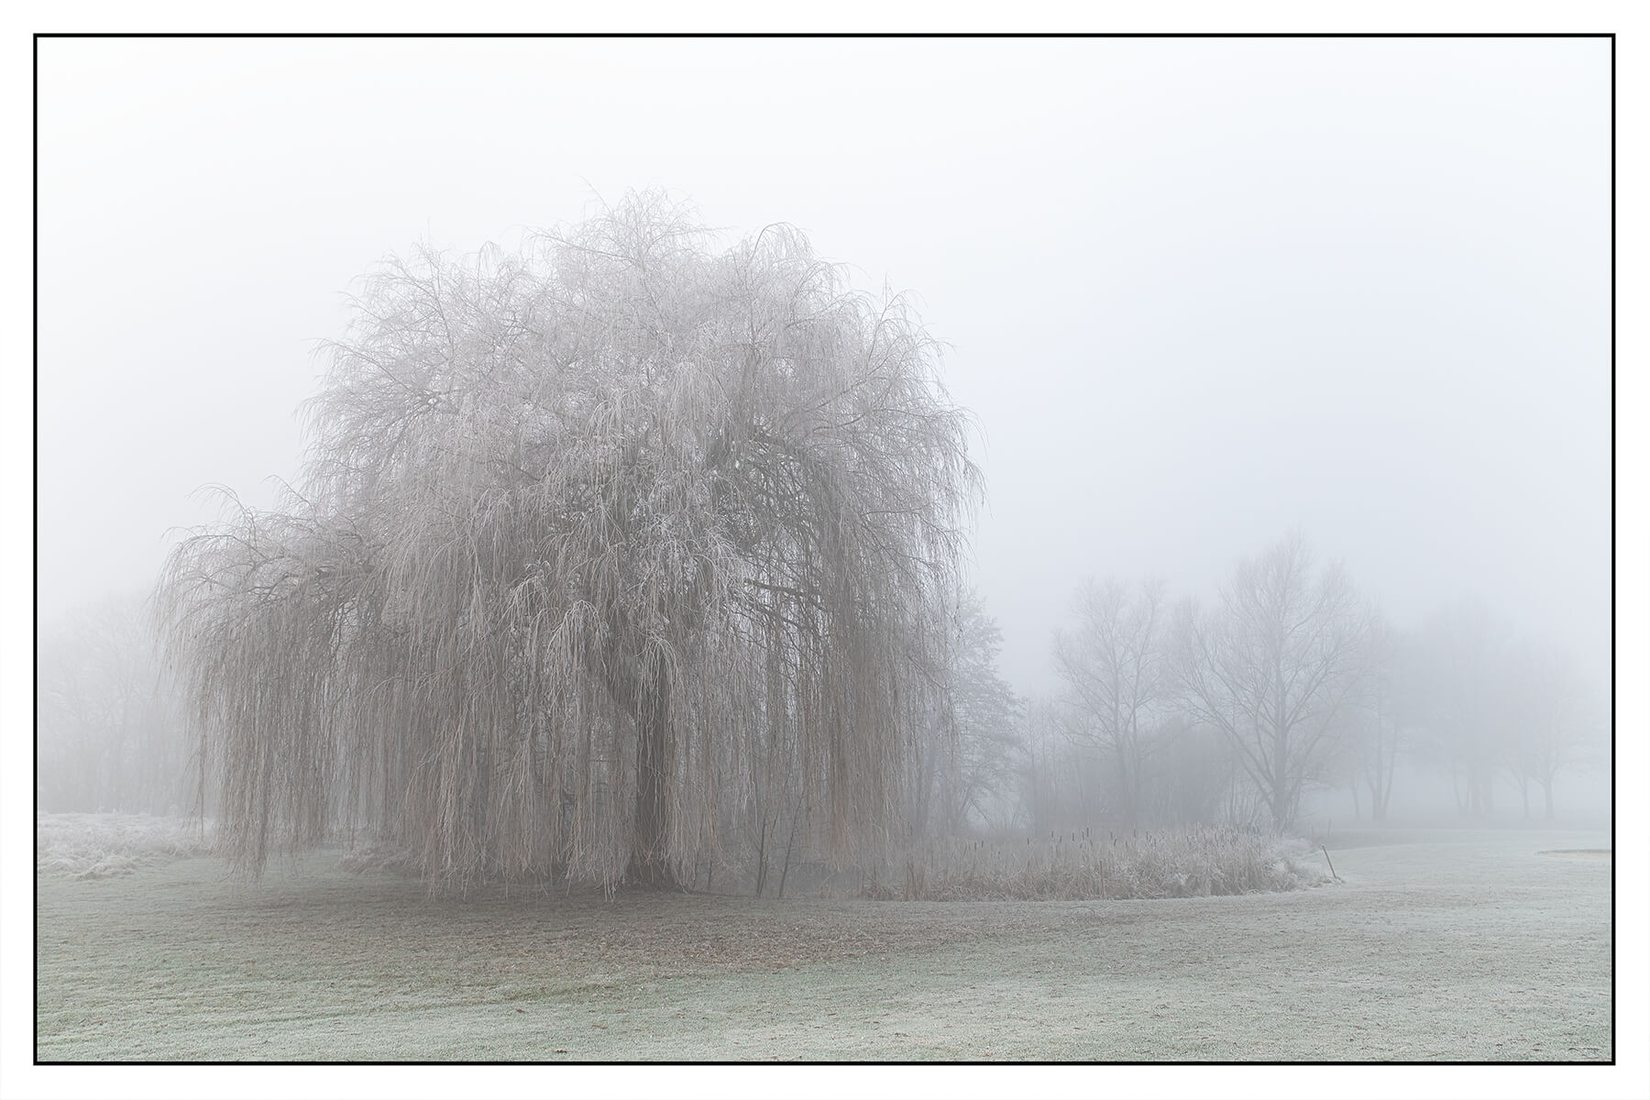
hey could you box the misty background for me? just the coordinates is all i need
[36,36,1611,822]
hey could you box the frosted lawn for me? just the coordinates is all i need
[36,826,1610,1061]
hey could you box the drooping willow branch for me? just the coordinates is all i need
[158,193,980,892]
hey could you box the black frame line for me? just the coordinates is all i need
[29,28,1623,1075]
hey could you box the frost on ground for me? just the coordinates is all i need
[36,813,213,880]
[36,828,1610,1061]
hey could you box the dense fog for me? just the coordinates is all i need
[36,37,1611,858]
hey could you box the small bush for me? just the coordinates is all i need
[36,813,214,880]
[863,826,1330,901]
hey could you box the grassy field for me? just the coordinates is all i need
[35,827,1611,1061]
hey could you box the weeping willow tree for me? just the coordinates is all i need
[159,194,979,892]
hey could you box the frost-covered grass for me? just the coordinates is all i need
[36,812,213,880]
[36,828,1611,1061]
[866,827,1329,901]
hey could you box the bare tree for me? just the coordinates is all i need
[1053,578,1166,828]
[159,194,979,892]
[1505,643,1598,821]
[1408,599,1511,819]
[1349,612,1407,822]
[910,588,1020,837]
[1174,535,1367,831]
[1150,715,1238,827]
[1015,697,1075,835]
[37,596,192,816]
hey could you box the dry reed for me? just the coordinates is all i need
[863,826,1330,901]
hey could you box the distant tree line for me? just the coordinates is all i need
[36,596,194,816]
[994,534,1605,834]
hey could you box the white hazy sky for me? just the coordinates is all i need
[36,36,1611,697]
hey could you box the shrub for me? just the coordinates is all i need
[36,813,214,880]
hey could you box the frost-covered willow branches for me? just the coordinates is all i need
[158,194,980,892]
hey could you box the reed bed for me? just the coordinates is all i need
[864,826,1330,901]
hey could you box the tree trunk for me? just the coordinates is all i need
[777,803,803,899]
[909,740,935,841]
[1271,763,1292,831]
[625,665,677,889]
[754,811,771,897]
[1374,752,1392,821]
[1116,743,1139,830]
